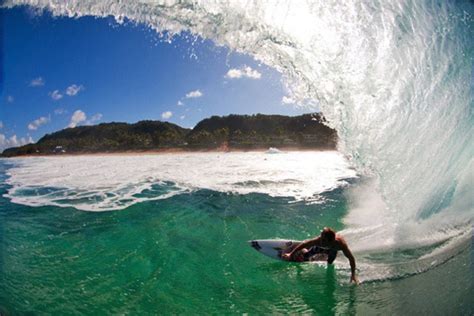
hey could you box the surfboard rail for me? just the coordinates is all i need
[249,239,328,262]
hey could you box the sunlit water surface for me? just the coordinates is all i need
[0,153,472,314]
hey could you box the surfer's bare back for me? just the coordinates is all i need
[282,227,359,284]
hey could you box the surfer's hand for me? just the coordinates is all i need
[282,253,292,261]
[350,275,359,285]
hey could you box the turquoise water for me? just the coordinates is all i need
[1,0,473,313]
[0,160,472,315]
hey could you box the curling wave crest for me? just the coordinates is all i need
[2,0,473,280]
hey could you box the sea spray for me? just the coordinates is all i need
[2,0,473,279]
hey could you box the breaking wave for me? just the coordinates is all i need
[4,152,356,211]
[2,0,473,281]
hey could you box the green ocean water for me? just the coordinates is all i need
[1,0,473,313]
[0,160,472,315]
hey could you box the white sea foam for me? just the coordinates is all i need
[4,151,356,212]
[2,0,472,281]
[3,0,471,221]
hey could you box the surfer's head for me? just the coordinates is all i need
[321,227,336,244]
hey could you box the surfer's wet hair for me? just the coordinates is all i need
[321,227,336,242]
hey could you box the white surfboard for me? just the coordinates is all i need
[249,239,328,262]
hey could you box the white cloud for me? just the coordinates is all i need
[161,111,173,120]
[177,100,184,106]
[29,77,45,87]
[0,133,33,151]
[282,96,295,104]
[50,90,63,101]
[66,84,84,96]
[54,108,67,115]
[28,116,50,131]
[185,90,203,98]
[9,135,17,145]
[68,110,87,128]
[86,113,103,125]
[225,66,261,80]
[18,136,33,146]
[180,115,185,120]
[225,69,242,79]
[7,96,14,103]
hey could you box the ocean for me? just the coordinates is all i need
[0,152,472,314]
[1,0,473,314]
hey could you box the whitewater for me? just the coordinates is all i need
[4,152,356,211]
[3,0,473,275]
[0,2,473,312]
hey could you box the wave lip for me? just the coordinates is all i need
[3,0,471,217]
[2,0,473,280]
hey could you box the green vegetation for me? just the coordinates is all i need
[1,113,337,157]
[186,113,336,149]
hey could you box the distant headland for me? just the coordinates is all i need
[1,113,337,157]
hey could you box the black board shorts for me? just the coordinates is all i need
[303,246,338,263]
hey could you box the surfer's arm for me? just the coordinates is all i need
[341,240,359,284]
[282,237,320,260]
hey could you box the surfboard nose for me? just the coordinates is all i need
[248,240,261,250]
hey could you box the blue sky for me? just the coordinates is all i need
[0,7,307,151]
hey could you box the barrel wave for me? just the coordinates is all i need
[3,0,473,282]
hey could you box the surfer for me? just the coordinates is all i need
[281,227,359,284]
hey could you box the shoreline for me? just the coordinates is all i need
[3,147,336,158]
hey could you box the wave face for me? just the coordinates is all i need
[3,0,473,279]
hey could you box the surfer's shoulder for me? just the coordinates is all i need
[335,235,348,249]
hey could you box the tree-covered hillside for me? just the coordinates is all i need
[1,121,190,156]
[1,113,337,157]
[186,113,336,149]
